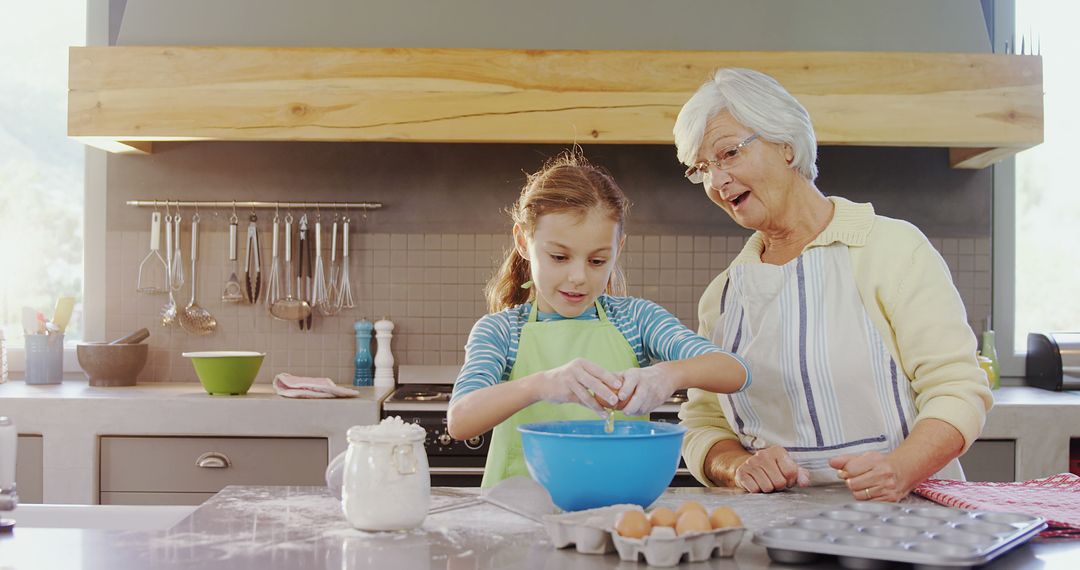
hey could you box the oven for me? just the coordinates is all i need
[380,409,491,486]
[381,366,703,487]
[381,366,489,486]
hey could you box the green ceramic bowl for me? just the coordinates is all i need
[182,351,265,395]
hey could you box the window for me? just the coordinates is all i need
[993,0,1080,374]
[1012,2,1080,350]
[0,2,86,349]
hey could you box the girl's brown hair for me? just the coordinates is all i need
[485,149,629,312]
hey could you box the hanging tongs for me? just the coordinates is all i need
[244,209,262,303]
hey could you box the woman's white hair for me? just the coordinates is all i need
[674,68,818,181]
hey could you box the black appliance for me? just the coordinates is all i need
[1025,332,1080,391]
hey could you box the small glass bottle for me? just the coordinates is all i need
[980,330,1001,390]
[353,319,374,387]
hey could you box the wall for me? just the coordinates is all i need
[107,143,992,384]
[99,1,995,383]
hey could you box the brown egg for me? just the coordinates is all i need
[709,506,743,529]
[648,507,678,528]
[675,500,707,518]
[591,390,623,411]
[614,510,652,539]
[675,510,712,536]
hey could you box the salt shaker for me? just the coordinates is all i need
[374,318,395,388]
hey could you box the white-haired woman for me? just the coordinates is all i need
[675,68,993,502]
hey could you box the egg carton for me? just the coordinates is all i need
[611,525,745,567]
[543,505,745,567]
[543,504,639,554]
[752,501,1046,570]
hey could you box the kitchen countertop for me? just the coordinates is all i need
[1,485,1075,569]
[1,383,1077,503]
[973,386,1080,481]
[0,380,391,503]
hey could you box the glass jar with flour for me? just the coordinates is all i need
[341,416,430,531]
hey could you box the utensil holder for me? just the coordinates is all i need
[25,334,64,385]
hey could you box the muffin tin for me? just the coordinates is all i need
[543,505,745,567]
[752,501,1046,569]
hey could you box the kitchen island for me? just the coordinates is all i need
[1,485,1075,569]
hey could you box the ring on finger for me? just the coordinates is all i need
[862,488,872,500]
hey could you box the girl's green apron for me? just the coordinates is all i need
[481,300,645,488]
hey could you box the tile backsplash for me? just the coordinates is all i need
[108,228,991,385]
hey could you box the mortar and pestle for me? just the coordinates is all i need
[76,328,150,387]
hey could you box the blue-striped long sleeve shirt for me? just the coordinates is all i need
[451,295,745,403]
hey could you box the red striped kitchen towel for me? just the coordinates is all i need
[915,473,1080,538]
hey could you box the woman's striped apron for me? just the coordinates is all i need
[711,243,963,484]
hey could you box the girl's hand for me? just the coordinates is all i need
[734,445,811,493]
[534,358,622,413]
[616,367,677,417]
[830,452,911,503]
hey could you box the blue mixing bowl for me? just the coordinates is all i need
[518,420,687,512]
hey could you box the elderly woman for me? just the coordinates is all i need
[674,68,993,502]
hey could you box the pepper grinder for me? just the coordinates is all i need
[373,318,395,388]
[353,319,374,387]
[0,416,17,532]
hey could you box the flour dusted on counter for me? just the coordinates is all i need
[343,415,431,531]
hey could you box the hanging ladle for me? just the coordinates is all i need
[177,211,217,336]
[269,212,312,321]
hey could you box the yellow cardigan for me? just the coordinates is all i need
[683,196,994,486]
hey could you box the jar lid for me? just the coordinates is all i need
[347,417,425,444]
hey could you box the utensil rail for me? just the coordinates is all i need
[126,200,382,210]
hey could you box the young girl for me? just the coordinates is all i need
[447,150,750,487]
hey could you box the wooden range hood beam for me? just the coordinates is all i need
[68,46,1043,167]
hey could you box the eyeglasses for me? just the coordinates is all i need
[684,133,760,184]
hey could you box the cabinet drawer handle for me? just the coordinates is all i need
[195,451,231,469]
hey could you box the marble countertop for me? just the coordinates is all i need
[2,485,1075,569]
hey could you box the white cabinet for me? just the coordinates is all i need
[99,436,328,505]
[959,439,1016,482]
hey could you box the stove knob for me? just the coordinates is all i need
[437,432,453,446]
[465,435,484,449]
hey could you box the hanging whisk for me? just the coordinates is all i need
[264,210,284,312]
[327,214,341,308]
[313,213,332,315]
[334,211,355,311]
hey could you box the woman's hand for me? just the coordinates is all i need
[532,358,622,413]
[830,452,913,502]
[617,367,678,416]
[734,446,811,493]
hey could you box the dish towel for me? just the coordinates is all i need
[914,473,1080,538]
[274,373,360,399]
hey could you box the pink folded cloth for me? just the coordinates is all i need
[273,373,360,399]
[915,473,1080,538]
